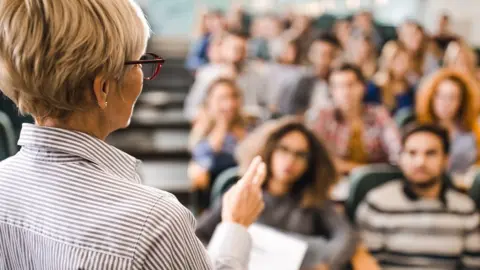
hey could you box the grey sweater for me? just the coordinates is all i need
[196,192,357,269]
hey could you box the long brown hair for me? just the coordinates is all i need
[416,68,480,131]
[236,117,337,207]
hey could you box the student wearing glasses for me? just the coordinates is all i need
[0,1,268,269]
[196,118,357,269]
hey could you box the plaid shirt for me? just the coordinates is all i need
[310,105,401,164]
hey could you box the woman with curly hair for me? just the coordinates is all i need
[196,117,357,269]
[416,68,480,175]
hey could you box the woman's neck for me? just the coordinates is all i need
[439,119,457,133]
[267,179,290,197]
[35,112,108,141]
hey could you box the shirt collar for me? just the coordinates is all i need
[402,177,449,205]
[18,124,141,182]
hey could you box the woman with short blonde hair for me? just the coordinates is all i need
[0,0,265,269]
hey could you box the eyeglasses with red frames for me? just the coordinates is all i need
[124,53,165,80]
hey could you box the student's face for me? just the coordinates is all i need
[221,35,247,64]
[433,79,462,122]
[400,132,448,185]
[270,131,310,185]
[206,83,241,121]
[391,51,411,78]
[350,38,372,62]
[330,71,365,110]
[308,41,337,70]
[400,24,423,52]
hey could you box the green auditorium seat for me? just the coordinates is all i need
[0,111,17,161]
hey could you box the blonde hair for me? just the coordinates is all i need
[0,0,150,119]
[374,41,410,110]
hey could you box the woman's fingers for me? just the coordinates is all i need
[252,162,267,188]
[239,156,262,185]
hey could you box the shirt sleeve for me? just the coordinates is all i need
[207,222,252,270]
[314,202,358,269]
[135,195,213,270]
[192,139,215,170]
[355,199,385,256]
[136,195,252,270]
[462,211,480,269]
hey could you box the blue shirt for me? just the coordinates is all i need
[192,133,238,177]
[185,34,211,71]
[364,82,415,114]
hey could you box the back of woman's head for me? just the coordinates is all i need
[0,0,149,119]
[416,68,480,131]
[236,117,337,207]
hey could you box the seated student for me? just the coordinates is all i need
[366,41,415,115]
[185,9,226,72]
[188,78,247,210]
[284,33,341,116]
[309,63,401,175]
[184,30,268,121]
[196,118,357,269]
[344,31,377,80]
[416,68,480,178]
[265,39,307,115]
[443,40,479,81]
[356,124,480,269]
[396,21,440,84]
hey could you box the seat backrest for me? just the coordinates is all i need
[0,111,17,161]
[210,167,240,205]
[346,163,456,221]
[469,169,480,209]
[394,107,416,129]
[346,164,403,221]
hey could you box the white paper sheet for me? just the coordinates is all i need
[248,224,308,270]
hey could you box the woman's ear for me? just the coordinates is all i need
[93,75,111,109]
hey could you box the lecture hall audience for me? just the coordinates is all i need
[2,1,480,268]
[196,118,357,269]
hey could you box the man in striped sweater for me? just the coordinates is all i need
[356,124,480,269]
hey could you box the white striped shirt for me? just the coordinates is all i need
[0,124,251,270]
[356,180,480,270]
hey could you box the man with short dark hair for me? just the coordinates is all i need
[280,33,341,116]
[356,124,480,269]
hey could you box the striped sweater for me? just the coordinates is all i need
[356,180,480,270]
